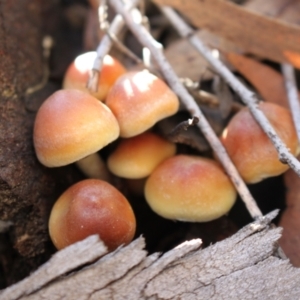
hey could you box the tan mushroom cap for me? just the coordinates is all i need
[49,179,136,251]
[221,102,299,184]
[107,132,176,179]
[33,89,120,167]
[145,155,237,222]
[105,70,180,137]
[63,52,126,101]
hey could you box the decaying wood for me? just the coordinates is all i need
[164,29,239,82]
[0,0,84,284]
[2,211,300,299]
[0,236,108,300]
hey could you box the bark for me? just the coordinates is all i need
[0,0,83,284]
[2,211,300,300]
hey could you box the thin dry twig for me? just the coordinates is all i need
[160,6,300,175]
[109,0,262,219]
[281,63,300,143]
[87,0,140,92]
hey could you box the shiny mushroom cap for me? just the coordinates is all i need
[63,52,126,101]
[221,102,299,183]
[33,89,120,167]
[145,155,237,222]
[105,70,180,137]
[49,179,136,251]
[107,132,176,179]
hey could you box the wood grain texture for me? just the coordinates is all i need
[3,211,300,299]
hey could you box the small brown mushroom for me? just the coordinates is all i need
[33,89,119,181]
[49,179,136,251]
[221,102,299,183]
[145,155,237,222]
[107,132,176,179]
[105,70,180,137]
[63,51,126,101]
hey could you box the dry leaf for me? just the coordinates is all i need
[152,0,300,67]
[225,52,289,108]
[164,29,240,82]
[244,0,300,25]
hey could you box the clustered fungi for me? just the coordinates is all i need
[32,47,299,252]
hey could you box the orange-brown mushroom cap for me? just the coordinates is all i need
[49,179,136,251]
[105,70,180,137]
[33,89,120,167]
[221,102,299,183]
[145,155,237,222]
[107,132,176,179]
[63,52,126,101]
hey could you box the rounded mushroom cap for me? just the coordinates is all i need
[145,155,236,222]
[221,102,299,183]
[105,70,180,137]
[107,132,176,179]
[63,52,126,101]
[49,179,136,251]
[33,89,120,167]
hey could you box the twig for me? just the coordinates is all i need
[109,0,262,219]
[87,0,140,92]
[181,78,219,108]
[160,6,300,174]
[281,63,300,143]
[167,117,199,143]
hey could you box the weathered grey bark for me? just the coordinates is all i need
[2,211,300,300]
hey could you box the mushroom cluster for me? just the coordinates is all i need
[33,47,299,253]
[33,57,184,251]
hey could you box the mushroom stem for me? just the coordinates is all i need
[76,153,112,182]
